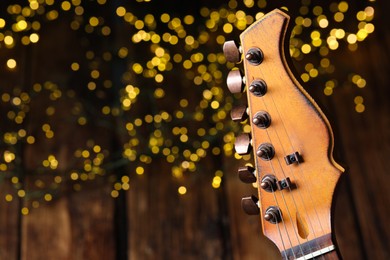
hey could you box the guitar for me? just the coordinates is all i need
[223,9,344,259]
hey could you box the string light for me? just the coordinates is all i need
[0,1,374,212]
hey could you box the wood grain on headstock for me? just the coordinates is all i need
[238,9,344,259]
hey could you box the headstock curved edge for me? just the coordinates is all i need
[233,9,345,259]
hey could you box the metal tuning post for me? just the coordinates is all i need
[260,174,277,192]
[248,79,267,97]
[252,111,271,129]
[264,206,282,224]
[256,143,275,160]
[245,47,263,65]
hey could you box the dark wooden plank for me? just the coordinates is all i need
[21,194,72,260]
[0,182,19,259]
[331,89,390,260]
[21,184,115,260]
[327,7,390,257]
[127,159,225,259]
[20,79,117,259]
[333,176,365,260]
[223,157,280,260]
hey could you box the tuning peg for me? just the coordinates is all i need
[245,47,263,65]
[248,79,267,97]
[238,166,256,183]
[227,70,245,94]
[241,195,260,215]
[264,206,282,224]
[231,104,248,122]
[256,143,275,160]
[260,174,277,192]
[252,111,271,129]
[223,40,241,63]
[234,133,251,155]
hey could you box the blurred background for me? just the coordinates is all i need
[0,0,389,259]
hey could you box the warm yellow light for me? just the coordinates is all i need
[0,18,5,28]
[30,33,39,43]
[355,104,365,113]
[89,17,99,27]
[21,207,29,215]
[301,44,311,54]
[30,0,39,10]
[16,20,27,31]
[7,59,17,69]
[334,12,344,22]
[136,166,144,175]
[338,1,349,12]
[111,190,119,198]
[44,194,53,201]
[347,34,357,44]
[354,96,364,104]
[318,18,329,28]
[4,36,14,46]
[178,186,187,195]
[61,1,71,11]
[116,6,126,17]
[324,87,333,96]
[5,194,13,202]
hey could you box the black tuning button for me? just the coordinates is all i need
[245,47,263,65]
[223,40,241,63]
[238,166,256,183]
[264,206,282,224]
[256,143,275,160]
[252,111,271,129]
[230,104,248,122]
[227,70,245,94]
[241,195,260,215]
[234,133,251,155]
[248,79,267,97]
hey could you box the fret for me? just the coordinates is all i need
[281,234,340,260]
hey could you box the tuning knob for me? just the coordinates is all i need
[241,195,260,215]
[227,70,245,93]
[234,133,251,155]
[264,206,282,224]
[249,79,267,97]
[256,143,275,160]
[260,174,277,192]
[231,104,248,122]
[238,166,256,183]
[252,111,271,129]
[245,47,264,65]
[223,40,241,63]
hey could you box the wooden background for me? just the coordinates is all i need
[0,1,389,259]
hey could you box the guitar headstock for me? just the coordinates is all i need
[224,9,344,259]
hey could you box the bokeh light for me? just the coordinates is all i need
[0,0,374,212]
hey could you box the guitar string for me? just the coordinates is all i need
[257,150,298,259]
[249,89,305,257]
[267,90,328,255]
[258,99,309,259]
[263,95,325,258]
[269,183,290,260]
